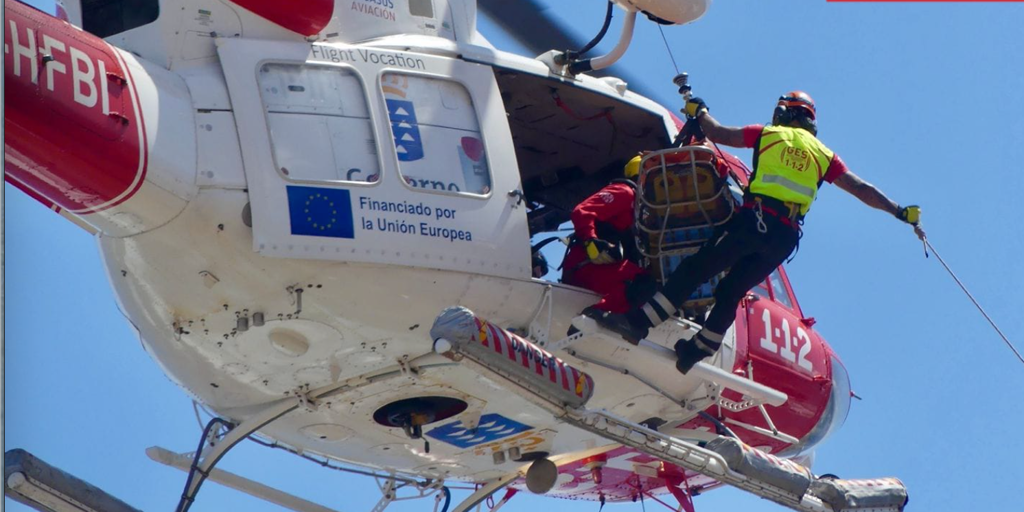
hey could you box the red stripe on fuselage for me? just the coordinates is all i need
[4,0,146,214]
[230,0,333,36]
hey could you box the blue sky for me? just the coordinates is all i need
[5,1,1023,511]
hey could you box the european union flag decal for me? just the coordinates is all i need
[286,186,355,239]
[426,413,532,449]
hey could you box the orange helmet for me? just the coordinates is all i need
[777,91,816,120]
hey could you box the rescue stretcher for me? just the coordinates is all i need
[634,146,739,309]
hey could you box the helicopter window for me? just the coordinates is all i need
[751,280,771,300]
[258,63,380,185]
[381,73,492,196]
[491,70,673,234]
[82,0,160,38]
[409,0,434,18]
[768,269,794,309]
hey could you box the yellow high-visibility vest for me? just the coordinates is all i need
[749,126,835,215]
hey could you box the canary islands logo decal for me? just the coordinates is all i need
[286,186,355,239]
[426,413,532,449]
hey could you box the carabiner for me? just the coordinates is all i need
[754,201,768,234]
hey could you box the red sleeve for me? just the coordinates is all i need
[571,184,635,241]
[741,124,764,148]
[823,154,849,184]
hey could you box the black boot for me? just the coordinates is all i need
[582,307,650,345]
[674,331,722,374]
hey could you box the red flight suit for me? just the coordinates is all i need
[563,181,647,313]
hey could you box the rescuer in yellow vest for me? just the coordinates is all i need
[589,91,926,374]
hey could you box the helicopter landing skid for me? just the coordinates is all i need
[151,444,454,512]
[151,442,523,512]
[153,353,456,512]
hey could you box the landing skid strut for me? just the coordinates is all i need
[153,353,477,512]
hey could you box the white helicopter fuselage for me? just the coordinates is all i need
[94,45,725,489]
[19,1,887,505]
[5,0,726,492]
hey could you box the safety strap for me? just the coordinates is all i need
[741,198,804,263]
[557,235,576,272]
[742,202,793,229]
[531,236,564,253]
[558,233,597,281]
[741,197,800,229]
[610,178,638,189]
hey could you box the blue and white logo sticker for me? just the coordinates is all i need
[386,99,424,162]
[426,413,532,449]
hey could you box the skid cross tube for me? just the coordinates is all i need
[171,353,450,512]
[450,473,521,512]
[149,447,339,512]
[175,401,299,512]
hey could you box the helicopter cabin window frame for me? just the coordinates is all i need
[751,279,771,300]
[81,0,160,38]
[376,70,494,200]
[256,61,384,188]
[766,268,803,316]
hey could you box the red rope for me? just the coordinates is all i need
[554,95,614,123]
[552,91,615,125]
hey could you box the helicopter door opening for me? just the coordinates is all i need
[489,68,675,277]
[217,40,531,279]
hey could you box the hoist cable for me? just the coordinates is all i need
[657,24,680,75]
[925,238,1024,367]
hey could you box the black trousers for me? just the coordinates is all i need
[660,208,800,335]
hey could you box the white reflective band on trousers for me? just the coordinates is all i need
[758,174,817,198]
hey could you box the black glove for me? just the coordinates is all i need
[675,117,706,146]
[683,97,708,119]
[584,239,618,264]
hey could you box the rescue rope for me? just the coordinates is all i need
[657,25,680,75]
[924,238,1024,367]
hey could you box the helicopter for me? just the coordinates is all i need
[4,1,911,511]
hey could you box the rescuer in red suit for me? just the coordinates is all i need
[562,157,650,313]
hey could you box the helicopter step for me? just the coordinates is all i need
[566,313,789,409]
[430,307,909,512]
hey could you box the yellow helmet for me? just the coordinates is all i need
[624,155,642,179]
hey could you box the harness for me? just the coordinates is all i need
[740,195,804,263]
[741,195,801,233]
